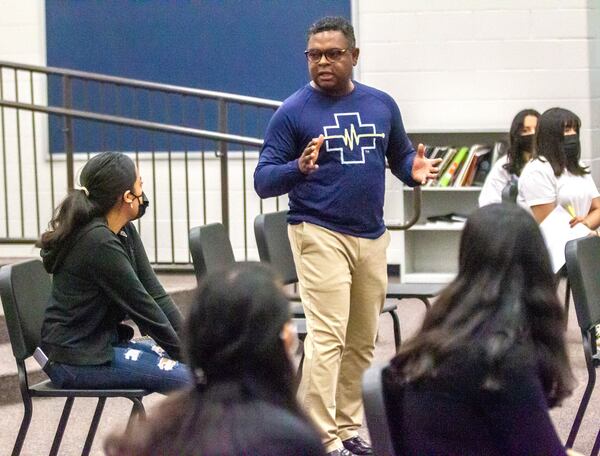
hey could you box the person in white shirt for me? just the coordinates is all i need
[519,107,600,230]
[479,109,540,207]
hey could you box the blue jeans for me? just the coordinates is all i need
[46,339,193,394]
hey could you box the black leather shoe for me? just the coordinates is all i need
[326,449,356,456]
[342,436,373,455]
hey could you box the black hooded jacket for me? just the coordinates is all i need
[40,218,183,365]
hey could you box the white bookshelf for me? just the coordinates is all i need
[399,131,508,283]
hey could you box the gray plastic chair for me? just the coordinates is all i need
[362,364,396,456]
[189,223,236,283]
[0,259,147,456]
[254,210,445,351]
[189,223,306,336]
[564,236,600,454]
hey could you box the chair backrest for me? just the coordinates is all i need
[0,259,52,361]
[362,364,397,456]
[253,210,297,285]
[501,180,518,203]
[189,223,236,284]
[565,235,600,332]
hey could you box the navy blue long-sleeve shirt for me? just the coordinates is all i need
[254,81,418,239]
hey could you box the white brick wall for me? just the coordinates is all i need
[357,0,599,266]
[1,1,599,268]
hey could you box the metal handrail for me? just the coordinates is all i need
[387,186,421,231]
[0,99,264,147]
[0,60,282,109]
[0,60,423,264]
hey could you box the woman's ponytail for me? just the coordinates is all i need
[37,152,137,250]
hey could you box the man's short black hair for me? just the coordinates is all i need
[307,16,355,48]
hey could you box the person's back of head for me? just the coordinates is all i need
[536,107,587,177]
[105,263,322,456]
[389,203,573,406]
[185,262,294,393]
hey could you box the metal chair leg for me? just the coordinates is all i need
[388,309,401,353]
[566,335,596,448]
[591,427,600,456]
[49,397,74,456]
[81,397,106,456]
[295,344,305,393]
[420,297,431,309]
[564,279,571,320]
[12,395,33,456]
[126,397,146,432]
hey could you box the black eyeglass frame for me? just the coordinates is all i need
[304,48,351,63]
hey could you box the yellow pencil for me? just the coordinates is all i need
[565,204,576,218]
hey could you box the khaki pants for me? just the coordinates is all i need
[288,222,389,453]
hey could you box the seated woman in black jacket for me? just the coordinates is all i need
[105,263,325,456]
[383,203,573,456]
[38,152,191,392]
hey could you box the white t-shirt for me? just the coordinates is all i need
[479,155,511,207]
[479,155,528,208]
[519,158,600,217]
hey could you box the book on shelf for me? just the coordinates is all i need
[426,147,453,187]
[438,146,469,187]
[471,141,506,187]
[456,144,493,187]
[427,213,468,223]
[418,138,507,188]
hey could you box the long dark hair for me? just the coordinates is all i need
[37,152,136,249]
[503,109,540,176]
[105,263,308,455]
[388,204,573,407]
[535,107,587,177]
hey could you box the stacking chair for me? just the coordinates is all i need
[189,222,306,335]
[254,210,445,351]
[0,259,148,456]
[189,223,236,283]
[362,364,396,456]
[564,236,600,454]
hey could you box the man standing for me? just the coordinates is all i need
[254,16,439,456]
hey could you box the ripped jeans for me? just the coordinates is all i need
[45,338,193,394]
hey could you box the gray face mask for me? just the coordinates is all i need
[562,134,580,161]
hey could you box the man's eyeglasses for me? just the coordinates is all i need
[304,48,350,63]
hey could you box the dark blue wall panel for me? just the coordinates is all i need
[45,0,351,152]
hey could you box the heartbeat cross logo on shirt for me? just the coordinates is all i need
[323,112,385,164]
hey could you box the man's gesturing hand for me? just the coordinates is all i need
[411,143,442,185]
[298,135,324,174]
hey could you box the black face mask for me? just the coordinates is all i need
[516,133,535,153]
[131,191,149,219]
[562,134,580,161]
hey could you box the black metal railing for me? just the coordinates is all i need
[0,61,420,267]
[0,61,286,266]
